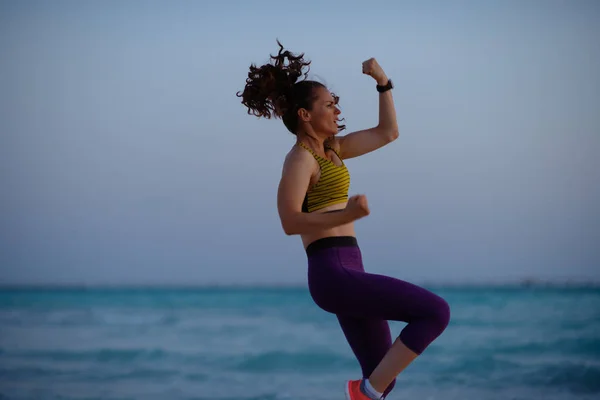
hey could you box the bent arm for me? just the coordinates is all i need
[337,78,399,160]
[277,151,355,236]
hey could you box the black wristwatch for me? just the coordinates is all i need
[376,79,394,93]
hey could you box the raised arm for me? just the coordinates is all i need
[276,149,367,235]
[337,58,399,160]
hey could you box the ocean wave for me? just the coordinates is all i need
[232,350,355,373]
[0,365,68,379]
[519,363,600,394]
[435,353,600,394]
[492,337,600,357]
[76,367,181,382]
[0,309,181,329]
[6,348,169,363]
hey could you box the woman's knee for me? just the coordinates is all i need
[431,294,451,334]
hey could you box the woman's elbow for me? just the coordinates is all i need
[282,223,294,236]
[280,219,298,236]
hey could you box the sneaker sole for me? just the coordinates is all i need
[344,381,351,400]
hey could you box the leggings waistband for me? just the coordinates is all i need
[305,236,358,256]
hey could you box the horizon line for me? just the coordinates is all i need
[0,279,599,290]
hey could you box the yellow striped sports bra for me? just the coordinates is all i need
[297,141,351,213]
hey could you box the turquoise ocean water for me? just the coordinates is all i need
[0,285,599,400]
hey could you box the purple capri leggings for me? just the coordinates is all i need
[306,236,450,397]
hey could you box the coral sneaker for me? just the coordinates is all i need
[345,379,373,400]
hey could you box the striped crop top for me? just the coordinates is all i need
[297,141,351,213]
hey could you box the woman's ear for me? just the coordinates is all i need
[297,108,311,122]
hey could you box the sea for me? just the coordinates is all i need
[0,284,599,400]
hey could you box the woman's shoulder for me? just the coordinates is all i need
[283,142,316,167]
[279,143,318,182]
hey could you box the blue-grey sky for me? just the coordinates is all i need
[1,0,599,286]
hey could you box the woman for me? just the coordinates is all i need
[236,41,451,400]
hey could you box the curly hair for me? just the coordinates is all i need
[236,40,345,135]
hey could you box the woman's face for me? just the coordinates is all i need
[305,86,342,137]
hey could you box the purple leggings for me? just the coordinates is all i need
[306,236,450,397]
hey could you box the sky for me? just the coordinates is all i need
[1,0,599,286]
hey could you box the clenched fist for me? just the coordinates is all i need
[346,194,370,220]
[362,58,388,86]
